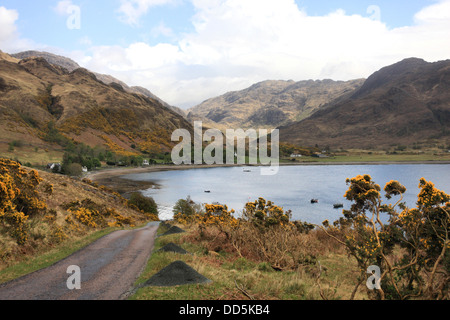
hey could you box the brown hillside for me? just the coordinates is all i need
[187,79,365,130]
[0,158,156,271]
[280,58,450,149]
[0,50,192,157]
[11,50,187,118]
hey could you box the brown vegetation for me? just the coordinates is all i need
[281,58,450,149]
[173,174,449,300]
[0,50,192,164]
[0,159,158,270]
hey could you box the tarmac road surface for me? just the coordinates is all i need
[0,222,159,300]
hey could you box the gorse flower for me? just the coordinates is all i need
[0,159,47,245]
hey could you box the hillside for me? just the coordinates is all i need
[280,58,450,149]
[11,51,186,118]
[0,158,157,273]
[187,79,365,130]
[0,50,192,162]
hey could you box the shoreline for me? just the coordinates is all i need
[87,160,450,196]
[87,164,240,196]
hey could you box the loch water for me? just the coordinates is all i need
[123,164,450,224]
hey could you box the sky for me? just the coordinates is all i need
[0,0,449,109]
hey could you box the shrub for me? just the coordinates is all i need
[243,197,292,228]
[0,159,47,245]
[64,163,82,177]
[63,198,142,231]
[320,175,450,300]
[128,192,158,216]
[173,196,201,223]
[177,197,318,271]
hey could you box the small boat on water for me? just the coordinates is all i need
[333,204,344,209]
[311,199,319,204]
[204,190,211,193]
[243,169,251,172]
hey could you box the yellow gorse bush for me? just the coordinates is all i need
[0,159,47,245]
[321,174,450,300]
[175,203,239,231]
[243,197,292,228]
[68,207,99,229]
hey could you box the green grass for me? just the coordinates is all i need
[282,152,450,164]
[0,143,64,167]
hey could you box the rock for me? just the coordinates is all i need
[143,261,211,287]
[158,243,188,255]
[162,226,185,236]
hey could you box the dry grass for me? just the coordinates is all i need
[131,223,368,301]
[0,143,64,167]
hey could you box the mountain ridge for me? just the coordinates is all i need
[0,50,192,159]
[187,78,365,130]
[10,50,186,118]
[280,58,450,149]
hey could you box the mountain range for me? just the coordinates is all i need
[187,57,449,150]
[11,51,187,118]
[279,58,450,149]
[187,78,365,130]
[1,49,449,156]
[0,50,191,157]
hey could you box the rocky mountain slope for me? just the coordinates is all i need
[187,78,365,130]
[280,58,450,149]
[11,51,186,118]
[0,50,192,156]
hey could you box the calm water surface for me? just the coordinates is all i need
[123,164,450,224]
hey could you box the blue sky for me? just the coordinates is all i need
[1,0,449,108]
[0,0,433,49]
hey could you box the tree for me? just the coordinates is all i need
[173,196,198,220]
[320,175,449,300]
[65,163,83,177]
[128,192,158,215]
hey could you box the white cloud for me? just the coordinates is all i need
[414,0,450,23]
[78,0,450,109]
[0,7,19,46]
[118,0,180,26]
[0,6,37,52]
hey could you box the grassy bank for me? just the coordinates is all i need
[282,151,450,164]
[130,223,366,301]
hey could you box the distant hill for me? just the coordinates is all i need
[187,79,365,130]
[11,51,186,118]
[280,58,450,149]
[0,50,192,157]
[12,51,81,72]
